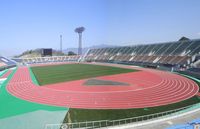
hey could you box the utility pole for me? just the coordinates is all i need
[60,35,62,52]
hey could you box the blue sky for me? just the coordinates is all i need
[0,0,200,56]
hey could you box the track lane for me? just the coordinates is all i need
[6,64,199,109]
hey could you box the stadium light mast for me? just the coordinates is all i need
[60,35,63,53]
[75,27,85,55]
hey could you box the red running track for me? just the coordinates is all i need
[1,70,12,78]
[6,64,199,109]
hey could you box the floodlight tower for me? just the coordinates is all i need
[60,35,63,52]
[75,27,85,55]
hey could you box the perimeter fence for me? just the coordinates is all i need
[45,103,200,129]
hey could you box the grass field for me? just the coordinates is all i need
[63,96,200,127]
[31,63,137,85]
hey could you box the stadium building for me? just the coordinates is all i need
[0,37,200,129]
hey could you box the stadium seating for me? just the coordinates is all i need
[166,118,200,129]
[11,39,200,68]
[187,68,200,73]
[85,39,200,67]
[0,56,16,71]
[0,61,6,67]
[12,55,81,64]
[0,56,16,66]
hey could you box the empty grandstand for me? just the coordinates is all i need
[12,38,200,71]
[84,38,200,69]
[12,55,80,64]
[0,56,16,70]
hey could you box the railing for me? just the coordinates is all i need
[45,103,200,129]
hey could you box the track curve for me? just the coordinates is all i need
[6,64,199,109]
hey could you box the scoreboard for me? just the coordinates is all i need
[42,48,52,56]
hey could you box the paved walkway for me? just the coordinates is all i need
[0,110,68,129]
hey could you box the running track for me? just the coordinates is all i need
[1,70,12,78]
[6,63,199,109]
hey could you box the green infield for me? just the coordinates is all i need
[63,96,200,128]
[31,63,137,85]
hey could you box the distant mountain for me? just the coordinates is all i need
[89,44,118,49]
[63,44,118,54]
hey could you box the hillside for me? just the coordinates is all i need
[14,48,67,58]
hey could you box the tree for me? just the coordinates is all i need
[68,51,77,56]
